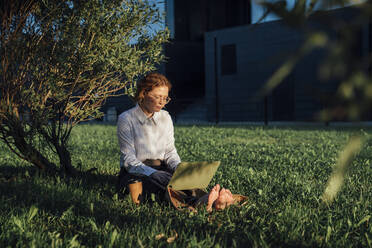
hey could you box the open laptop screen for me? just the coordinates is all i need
[168,161,220,191]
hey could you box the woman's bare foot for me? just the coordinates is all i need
[225,189,233,197]
[206,184,220,212]
[214,188,235,210]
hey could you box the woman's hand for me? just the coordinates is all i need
[148,170,173,189]
[167,163,180,174]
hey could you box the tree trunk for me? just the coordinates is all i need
[27,147,57,172]
[13,134,57,172]
[56,144,77,175]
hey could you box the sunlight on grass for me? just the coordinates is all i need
[0,124,371,247]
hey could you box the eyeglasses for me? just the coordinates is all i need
[147,93,171,104]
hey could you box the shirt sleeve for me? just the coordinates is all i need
[163,113,181,171]
[117,115,157,177]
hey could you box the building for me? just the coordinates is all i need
[164,0,371,123]
[164,0,251,121]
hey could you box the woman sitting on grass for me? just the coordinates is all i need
[117,73,245,211]
[117,72,181,197]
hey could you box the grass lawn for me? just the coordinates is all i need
[0,124,371,247]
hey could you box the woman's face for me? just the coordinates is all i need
[141,86,169,116]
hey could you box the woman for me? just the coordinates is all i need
[117,72,246,211]
[117,72,181,197]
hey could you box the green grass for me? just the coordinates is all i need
[0,124,371,247]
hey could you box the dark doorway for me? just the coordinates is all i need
[272,75,295,121]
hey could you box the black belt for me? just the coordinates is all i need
[143,159,164,167]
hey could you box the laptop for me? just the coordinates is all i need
[167,161,221,191]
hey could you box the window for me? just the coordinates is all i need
[221,44,237,75]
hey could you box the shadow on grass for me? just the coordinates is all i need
[0,164,246,246]
[0,164,184,221]
[0,164,136,225]
[0,164,325,247]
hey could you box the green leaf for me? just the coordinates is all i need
[90,202,94,214]
[109,229,119,248]
[27,205,38,223]
[89,219,98,232]
[365,233,371,247]
[326,225,332,243]
[69,235,80,248]
[12,217,24,232]
[105,221,111,230]
[357,215,370,227]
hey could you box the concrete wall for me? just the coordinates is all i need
[205,22,301,122]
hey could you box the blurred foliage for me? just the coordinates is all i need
[0,0,169,173]
[259,0,371,121]
[259,0,371,204]
[322,135,363,204]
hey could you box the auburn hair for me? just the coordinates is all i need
[135,72,172,103]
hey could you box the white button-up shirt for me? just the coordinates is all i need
[117,104,181,176]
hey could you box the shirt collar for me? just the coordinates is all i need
[134,104,159,125]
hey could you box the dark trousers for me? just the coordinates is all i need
[116,159,172,200]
